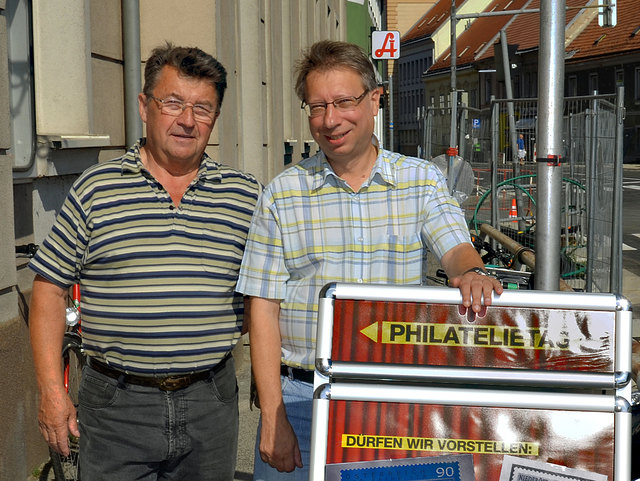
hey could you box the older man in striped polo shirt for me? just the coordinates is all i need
[29,44,260,480]
[237,40,503,480]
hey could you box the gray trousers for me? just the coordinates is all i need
[78,357,239,480]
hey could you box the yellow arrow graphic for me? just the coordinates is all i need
[360,322,379,342]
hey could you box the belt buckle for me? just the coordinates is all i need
[158,375,190,391]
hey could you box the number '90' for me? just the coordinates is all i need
[436,466,455,477]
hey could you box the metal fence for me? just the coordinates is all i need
[418,92,623,293]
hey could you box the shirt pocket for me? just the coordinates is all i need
[369,233,423,284]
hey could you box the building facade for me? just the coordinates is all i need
[1,0,384,478]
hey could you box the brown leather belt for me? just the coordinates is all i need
[88,354,231,391]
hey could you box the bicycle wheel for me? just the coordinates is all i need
[49,439,80,481]
[50,335,84,481]
[62,334,84,404]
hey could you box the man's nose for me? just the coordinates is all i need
[322,103,338,127]
[177,105,197,125]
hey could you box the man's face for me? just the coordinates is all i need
[138,65,219,168]
[305,68,380,165]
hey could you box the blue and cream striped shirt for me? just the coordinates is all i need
[236,147,471,369]
[30,140,260,374]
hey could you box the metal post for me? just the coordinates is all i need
[611,86,624,293]
[417,107,423,158]
[123,0,142,146]
[425,107,433,160]
[491,96,499,231]
[448,3,458,193]
[534,0,565,291]
[458,104,466,160]
[388,74,394,151]
[585,95,598,292]
[500,29,525,230]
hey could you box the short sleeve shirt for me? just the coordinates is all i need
[30,140,261,374]
[236,147,471,369]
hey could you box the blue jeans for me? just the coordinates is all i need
[78,357,239,480]
[253,376,313,480]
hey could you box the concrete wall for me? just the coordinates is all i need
[0,274,46,481]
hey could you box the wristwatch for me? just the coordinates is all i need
[464,266,490,277]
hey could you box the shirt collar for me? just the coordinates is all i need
[120,138,222,182]
[311,136,398,191]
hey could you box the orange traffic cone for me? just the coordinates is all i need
[509,198,517,221]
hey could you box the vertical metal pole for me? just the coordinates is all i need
[611,86,624,293]
[586,95,598,292]
[123,0,142,146]
[458,104,466,160]
[534,0,565,291]
[388,74,394,151]
[417,107,423,158]
[500,29,525,230]
[491,96,499,230]
[500,29,519,166]
[426,107,433,159]
[448,3,458,193]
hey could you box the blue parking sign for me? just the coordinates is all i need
[472,118,480,129]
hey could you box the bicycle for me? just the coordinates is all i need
[425,234,533,290]
[17,244,84,481]
[48,281,83,481]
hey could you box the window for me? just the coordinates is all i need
[589,73,598,94]
[484,76,492,104]
[469,89,478,108]
[635,68,640,102]
[568,76,577,97]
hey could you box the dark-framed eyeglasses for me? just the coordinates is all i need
[147,95,218,123]
[301,90,369,118]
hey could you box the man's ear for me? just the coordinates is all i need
[370,87,383,116]
[138,93,148,123]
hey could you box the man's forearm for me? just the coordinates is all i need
[247,296,284,414]
[29,275,68,392]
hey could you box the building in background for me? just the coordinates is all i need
[395,0,491,155]
[416,0,640,163]
[1,1,383,479]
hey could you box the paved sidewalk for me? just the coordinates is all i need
[233,339,260,481]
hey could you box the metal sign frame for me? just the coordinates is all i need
[310,283,632,480]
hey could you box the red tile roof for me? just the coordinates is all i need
[566,1,640,61]
[427,0,593,73]
[429,0,533,72]
[402,0,467,43]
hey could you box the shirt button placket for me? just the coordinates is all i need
[351,193,365,284]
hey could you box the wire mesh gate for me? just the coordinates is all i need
[418,93,622,293]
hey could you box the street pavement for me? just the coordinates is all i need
[233,339,259,481]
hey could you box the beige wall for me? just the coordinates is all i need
[136,0,346,184]
[2,3,349,477]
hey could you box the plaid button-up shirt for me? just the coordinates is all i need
[236,147,471,369]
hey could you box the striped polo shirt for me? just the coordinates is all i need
[30,140,260,374]
[236,146,471,370]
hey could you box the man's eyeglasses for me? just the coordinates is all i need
[147,95,218,123]
[301,90,369,118]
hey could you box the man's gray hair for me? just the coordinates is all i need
[294,40,378,102]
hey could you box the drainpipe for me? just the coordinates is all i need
[123,0,142,146]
